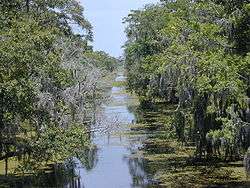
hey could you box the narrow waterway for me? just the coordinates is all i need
[74,72,150,188]
[0,72,151,188]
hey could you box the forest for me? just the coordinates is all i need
[123,0,250,186]
[125,0,250,160]
[0,0,250,187]
[0,0,117,179]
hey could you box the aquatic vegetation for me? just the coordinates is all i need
[129,103,249,187]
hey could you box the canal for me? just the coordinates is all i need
[74,72,150,188]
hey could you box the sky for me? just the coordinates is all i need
[79,0,159,58]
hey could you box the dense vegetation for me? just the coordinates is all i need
[0,0,117,175]
[0,0,249,187]
[124,0,250,160]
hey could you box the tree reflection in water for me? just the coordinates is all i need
[125,155,149,187]
[76,146,98,171]
[6,146,98,188]
[66,146,98,188]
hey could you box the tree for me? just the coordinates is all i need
[0,0,117,174]
[124,0,249,159]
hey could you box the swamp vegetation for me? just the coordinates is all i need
[0,0,117,186]
[0,0,250,187]
[124,0,250,187]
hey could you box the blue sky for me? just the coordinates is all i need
[79,0,159,57]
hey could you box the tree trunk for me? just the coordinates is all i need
[5,157,8,176]
[194,94,209,158]
[26,0,30,13]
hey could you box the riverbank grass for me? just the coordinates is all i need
[112,81,127,87]
[129,120,249,187]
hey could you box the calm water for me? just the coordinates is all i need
[43,73,250,188]
[4,73,247,188]
[2,72,151,188]
[73,73,150,188]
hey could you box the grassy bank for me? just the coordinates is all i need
[129,103,250,188]
[112,81,127,87]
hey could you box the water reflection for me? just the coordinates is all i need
[76,147,98,171]
[125,156,149,187]
[74,73,153,188]
[9,73,152,188]
[4,161,82,188]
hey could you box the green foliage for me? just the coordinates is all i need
[84,51,118,72]
[0,0,117,174]
[124,0,250,158]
